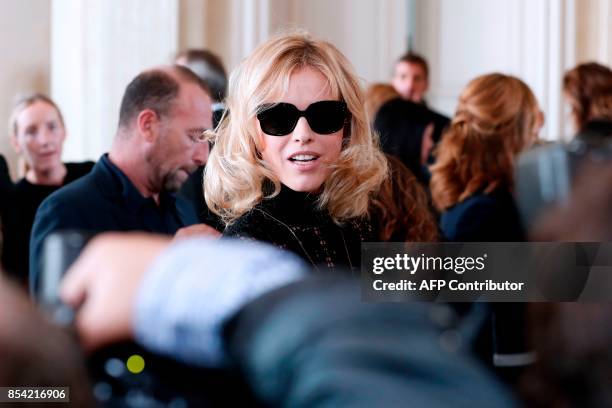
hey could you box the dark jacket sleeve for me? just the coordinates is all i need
[223,278,517,407]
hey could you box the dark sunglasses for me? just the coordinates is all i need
[256,100,350,136]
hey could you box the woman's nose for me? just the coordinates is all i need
[292,117,313,143]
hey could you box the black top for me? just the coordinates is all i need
[2,162,94,285]
[29,154,198,293]
[440,188,525,242]
[0,154,12,200]
[223,185,375,273]
[426,105,451,144]
[577,119,612,142]
[440,187,528,383]
[0,155,13,227]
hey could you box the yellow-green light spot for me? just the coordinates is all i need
[126,354,145,374]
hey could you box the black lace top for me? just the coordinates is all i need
[223,185,375,273]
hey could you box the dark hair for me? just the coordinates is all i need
[396,52,429,79]
[175,49,228,102]
[117,65,210,128]
[563,62,612,130]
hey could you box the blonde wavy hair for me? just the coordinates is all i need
[205,32,388,225]
[430,73,539,211]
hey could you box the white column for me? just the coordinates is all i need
[51,0,179,162]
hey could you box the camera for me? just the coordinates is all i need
[37,231,256,407]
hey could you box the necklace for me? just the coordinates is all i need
[253,207,355,273]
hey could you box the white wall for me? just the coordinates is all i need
[280,0,408,83]
[576,0,612,64]
[414,0,577,140]
[0,0,50,179]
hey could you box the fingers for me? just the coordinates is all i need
[174,223,222,240]
[58,232,172,351]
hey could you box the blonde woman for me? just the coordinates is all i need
[4,94,93,286]
[205,32,387,272]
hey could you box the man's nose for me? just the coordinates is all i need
[292,117,314,143]
[193,142,209,166]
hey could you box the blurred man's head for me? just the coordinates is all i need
[563,62,612,132]
[0,276,94,405]
[116,66,212,193]
[392,53,429,103]
[175,49,228,104]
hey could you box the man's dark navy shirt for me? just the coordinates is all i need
[29,154,198,293]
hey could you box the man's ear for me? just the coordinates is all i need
[137,109,160,143]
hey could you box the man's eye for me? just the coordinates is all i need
[188,131,206,143]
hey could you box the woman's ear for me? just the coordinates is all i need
[9,134,22,154]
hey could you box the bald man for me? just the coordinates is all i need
[30,66,215,293]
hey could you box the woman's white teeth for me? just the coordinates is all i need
[291,154,317,162]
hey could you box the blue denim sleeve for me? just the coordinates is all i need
[133,237,308,367]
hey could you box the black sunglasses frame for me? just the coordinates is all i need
[256,100,350,136]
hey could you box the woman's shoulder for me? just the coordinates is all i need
[441,188,523,241]
[447,189,514,216]
[223,206,286,240]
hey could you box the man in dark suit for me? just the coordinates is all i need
[391,52,450,144]
[29,65,216,293]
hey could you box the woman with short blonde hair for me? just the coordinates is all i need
[4,93,94,287]
[205,32,387,272]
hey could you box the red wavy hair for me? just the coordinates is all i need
[430,73,539,211]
